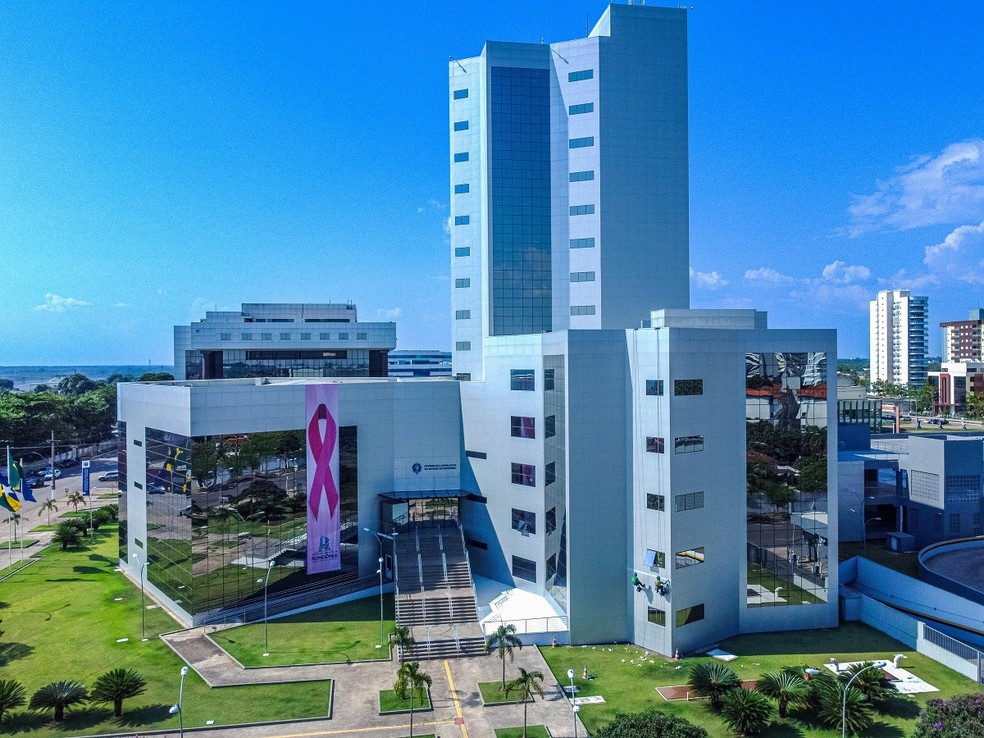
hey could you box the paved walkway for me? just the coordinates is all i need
[156,626,586,738]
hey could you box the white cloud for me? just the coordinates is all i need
[878,268,939,291]
[923,221,984,284]
[376,307,402,319]
[427,198,447,211]
[821,260,871,284]
[689,268,728,289]
[744,267,797,283]
[846,139,984,235]
[34,293,91,312]
[113,302,134,308]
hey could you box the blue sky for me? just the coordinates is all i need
[2,1,982,365]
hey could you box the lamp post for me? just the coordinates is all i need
[257,561,273,656]
[169,665,189,738]
[837,660,887,738]
[132,553,148,641]
[567,668,579,737]
[363,527,398,649]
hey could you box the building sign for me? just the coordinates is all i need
[82,460,90,497]
[306,384,341,573]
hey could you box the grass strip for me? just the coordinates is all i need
[378,688,432,713]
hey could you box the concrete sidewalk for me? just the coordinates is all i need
[155,626,586,738]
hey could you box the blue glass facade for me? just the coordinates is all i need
[490,66,552,336]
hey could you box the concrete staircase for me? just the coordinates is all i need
[394,520,485,660]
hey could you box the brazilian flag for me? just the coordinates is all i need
[0,489,21,513]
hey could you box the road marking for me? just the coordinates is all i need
[260,719,455,737]
[444,658,469,738]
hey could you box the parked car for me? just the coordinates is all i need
[98,470,119,482]
[42,469,62,481]
[26,476,45,488]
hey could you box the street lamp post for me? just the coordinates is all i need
[567,668,579,738]
[169,665,189,738]
[132,553,148,641]
[257,562,273,656]
[835,659,887,738]
[363,527,398,650]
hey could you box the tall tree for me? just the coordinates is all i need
[394,661,431,738]
[504,667,544,738]
[392,626,415,663]
[37,499,58,526]
[485,623,523,688]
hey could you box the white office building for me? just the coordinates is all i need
[869,289,929,387]
[117,4,838,655]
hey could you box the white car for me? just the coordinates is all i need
[42,469,62,480]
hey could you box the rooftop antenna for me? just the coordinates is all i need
[449,56,467,73]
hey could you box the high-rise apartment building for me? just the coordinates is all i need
[450,4,690,381]
[941,309,984,363]
[869,289,929,386]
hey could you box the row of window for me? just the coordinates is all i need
[219,332,368,341]
[645,491,705,513]
[648,603,704,627]
[510,506,559,538]
[645,379,704,396]
[510,415,557,439]
[646,435,705,454]
[509,368,557,391]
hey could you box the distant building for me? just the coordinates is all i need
[942,308,984,362]
[173,303,396,380]
[930,361,984,415]
[388,350,452,378]
[869,289,929,386]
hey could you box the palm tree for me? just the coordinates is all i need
[841,661,891,706]
[812,675,874,735]
[392,625,415,663]
[66,491,84,513]
[52,521,83,550]
[687,662,740,709]
[394,661,431,738]
[756,669,810,717]
[485,622,523,688]
[0,679,26,724]
[504,667,544,737]
[91,669,147,717]
[720,687,772,735]
[29,680,88,722]
[37,498,58,526]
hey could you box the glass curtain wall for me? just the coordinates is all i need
[745,352,829,607]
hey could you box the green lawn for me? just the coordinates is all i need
[479,681,530,705]
[495,727,549,738]
[378,688,432,713]
[747,563,824,606]
[0,526,332,736]
[212,594,396,665]
[539,623,979,738]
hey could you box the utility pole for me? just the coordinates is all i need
[50,431,57,502]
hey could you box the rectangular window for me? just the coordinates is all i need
[570,204,595,216]
[319,332,330,340]
[300,332,311,340]
[338,332,349,340]
[646,493,665,511]
[568,69,594,82]
[511,509,536,534]
[241,332,253,340]
[512,555,537,582]
[569,136,595,149]
[511,463,535,487]
[674,491,705,512]
[510,369,535,391]
[455,278,471,288]
[356,332,367,340]
[219,333,231,340]
[260,332,272,340]
[544,369,555,390]
[465,450,487,459]
[646,380,664,396]
[546,507,556,534]
[546,554,557,579]
[646,436,665,453]
[453,88,469,100]
[454,247,471,257]
[949,513,961,536]
[569,170,595,182]
[570,305,596,316]
[280,332,291,340]
[511,416,536,439]
[544,415,556,438]
[455,310,471,320]
[457,372,471,381]
[645,549,666,568]
[675,547,705,569]
[676,603,705,627]
[453,120,469,131]
[454,183,470,194]
[454,215,470,225]
[466,537,488,550]
[647,607,666,626]
[674,379,704,396]
[456,341,471,351]
[569,102,594,115]
[675,435,704,454]
[453,152,469,162]
[570,271,596,282]
[545,461,556,486]
[570,237,595,249]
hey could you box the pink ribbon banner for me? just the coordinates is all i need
[306,384,340,573]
